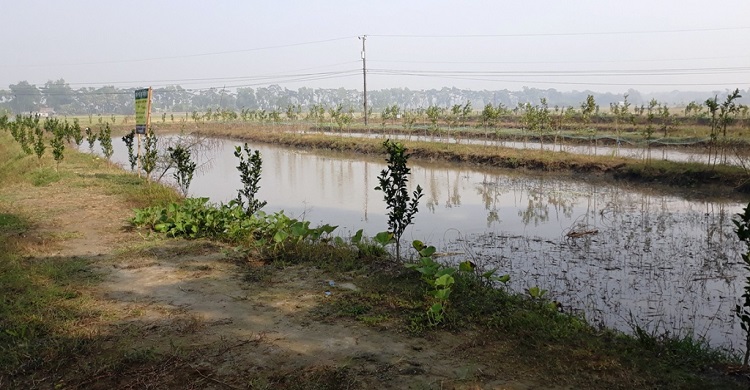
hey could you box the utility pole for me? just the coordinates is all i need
[359,35,368,127]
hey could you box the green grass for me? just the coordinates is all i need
[0,128,183,387]
[0,201,102,381]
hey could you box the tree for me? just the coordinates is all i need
[42,79,74,112]
[9,81,41,113]
[643,99,659,162]
[718,89,742,164]
[426,105,442,137]
[460,101,472,127]
[580,95,597,153]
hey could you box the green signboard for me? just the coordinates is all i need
[135,88,151,134]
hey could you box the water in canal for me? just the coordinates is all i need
[88,134,748,351]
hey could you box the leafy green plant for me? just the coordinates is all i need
[85,126,97,153]
[50,127,65,172]
[580,94,597,153]
[33,125,46,163]
[131,197,336,248]
[71,119,83,147]
[407,240,454,325]
[121,130,137,171]
[234,143,267,216]
[168,144,197,196]
[374,140,423,261]
[98,123,114,162]
[140,128,158,179]
[733,202,750,365]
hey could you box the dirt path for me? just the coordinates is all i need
[2,175,548,389]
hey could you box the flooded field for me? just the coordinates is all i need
[89,135,748,351]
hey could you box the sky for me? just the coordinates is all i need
[2,0,748,95]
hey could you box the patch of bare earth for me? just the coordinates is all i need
[3,178,550,389]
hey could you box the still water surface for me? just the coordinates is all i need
[309,130,747,166]
[92,135,747,350]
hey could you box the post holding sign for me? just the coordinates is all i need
[135,88,152,134]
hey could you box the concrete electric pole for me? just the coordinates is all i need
[359,35,368,127]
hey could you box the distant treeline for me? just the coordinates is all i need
[0,79,748,116]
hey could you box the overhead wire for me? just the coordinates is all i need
[4,36,357,68]
[369,26,750,38]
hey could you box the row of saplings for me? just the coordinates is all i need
[0,114,114,172]
[0,114,199,197]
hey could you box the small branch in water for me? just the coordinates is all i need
[566,229,599,239]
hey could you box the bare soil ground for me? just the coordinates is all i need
[2,173,550,389]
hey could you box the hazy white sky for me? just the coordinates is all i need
[2,0,748,94]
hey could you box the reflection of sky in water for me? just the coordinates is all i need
[312,131,748,166]
[89,135,747,351]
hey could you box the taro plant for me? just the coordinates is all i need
[234,143,267,216]
[121,130,137,171]
[374,140,423,262]
[409,240,454,325]
[407,239,510,326]
[733,202,750,366]
[167,144,196,196]
[98,123,114,161]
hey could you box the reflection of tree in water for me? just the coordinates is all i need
[444,170,462,208]
[545,181,577,221]
[476,174,505,228]
[519,188,550,227]
[425,169,440,213]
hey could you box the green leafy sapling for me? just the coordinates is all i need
[98,123,114,161]
[33,124,46,163]
[168,144,196,196]
[140,128,158,179]
[50,126,65,171]
[375,140,423,261]
[85,126,97,153]
[122,130,137,171]
[72,119,84,147]
[234,143,267,216]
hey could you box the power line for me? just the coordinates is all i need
[370,26,750,38]
[369,55,750,66]
[369,66,750,77]
[47,65,361,87]
[3,36,357,68]
[368,72,748,88]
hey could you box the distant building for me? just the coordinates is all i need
[25,108,56,118]
[38,107,56,117]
